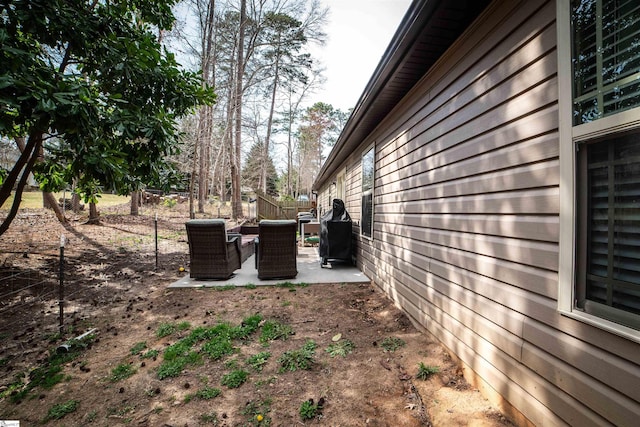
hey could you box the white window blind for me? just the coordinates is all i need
[572,0,640,125]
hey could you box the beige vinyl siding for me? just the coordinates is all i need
[321,0,640,425]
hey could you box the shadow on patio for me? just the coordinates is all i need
[168,245,369,288]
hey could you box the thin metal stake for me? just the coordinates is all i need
[155,213,158,270]
[59,234,66,333]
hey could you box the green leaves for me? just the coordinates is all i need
[0,0,215,214]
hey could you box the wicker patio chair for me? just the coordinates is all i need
[255,220,297,280]
[185,219,241,280]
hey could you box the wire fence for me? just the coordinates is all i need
[0,200,240,346]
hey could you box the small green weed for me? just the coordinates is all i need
[200,411,219,424]
[3,334,95,402]
[213,284,236,291]
[224,358,239,369]
[381,336,406,352]
[275,281,309,289]
[196,386,222,400]
[110,363,136,382]
[278,340,316,372]
[299,399,321,420]
[163,197,177,208]
[202,336,235,360]
[416,362,439,380]
[221,369,248,388]
[245,284,257,289]
[45,399,79,421]
[85,410,98,422]
[326,339,355,358]
[156,323,176,338]
[241,398,272,426]
[156,321,190,338]
[259,320,293,345]
[130,341,147,355]
[246,351,271,371]
[141,349,159,359]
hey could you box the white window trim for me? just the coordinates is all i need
[361,144,375,241]
[336,168,346,202]
[557,0,640,343]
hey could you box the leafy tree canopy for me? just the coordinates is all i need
[0,0,215,220]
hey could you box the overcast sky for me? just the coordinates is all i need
[311,0,412,112]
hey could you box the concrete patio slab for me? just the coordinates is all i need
[168,245,369,288]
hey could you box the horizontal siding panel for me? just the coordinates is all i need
[377,213,559,243]
[428,246,557,297]
[522,342,638,426]
[378,44,558,169]
[374,187,559,215]
[378,77,558,177]
[377,1,557,165]
[384,108,556,183]
[377,159,559,203]
[379,224,558,270]
[377,133,558,193]
[523,319,640,403]
[376,123,558,186]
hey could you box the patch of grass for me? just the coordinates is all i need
[224,358,239,369]
[221,369,248,388]
[45,399,79,421]
[212,284,236,291]
[246,352,271,372]
[416,362,439,380]
[130,341,147,355]
[278,340,317,372]
[157,316,262,380]
[202,336,235,360]
[299,399,321,420]
[245,284,257,289]
[110,363,136,382]
[85,410,98,422]
[381,336,406,352]
[196,386,222,400]
[241,398,272,426]
[156,323,177,338]
[156,321,190,338]
[141,349,159,359]
[2,334,96,402]
[259,320,293,345]
[200,411,220,424]
[326,339,355,358]
[275,281,308,288]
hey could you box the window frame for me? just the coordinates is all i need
[557,0,640,342]
[361,144,375,240]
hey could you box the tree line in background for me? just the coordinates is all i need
[176,0,348,218]
[0,0,350,235]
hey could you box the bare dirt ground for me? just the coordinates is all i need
[0,201,515,426]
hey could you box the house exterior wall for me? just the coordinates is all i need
[317,0,640,425]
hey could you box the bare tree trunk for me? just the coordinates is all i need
[88,202,99,224]
[189,139,198,219]
[262,55,280,193]
[197,107,211,213]
[130,191,140,216]
[231,0,246,219]
[43,192,66,222]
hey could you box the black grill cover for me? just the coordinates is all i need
[319,199,352,262]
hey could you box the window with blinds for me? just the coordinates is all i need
[572,0,640,125]
[578,133,640,329]
[572,0,640,329]
[361,146,374,239]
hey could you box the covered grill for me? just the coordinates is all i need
[319,199,353,267]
